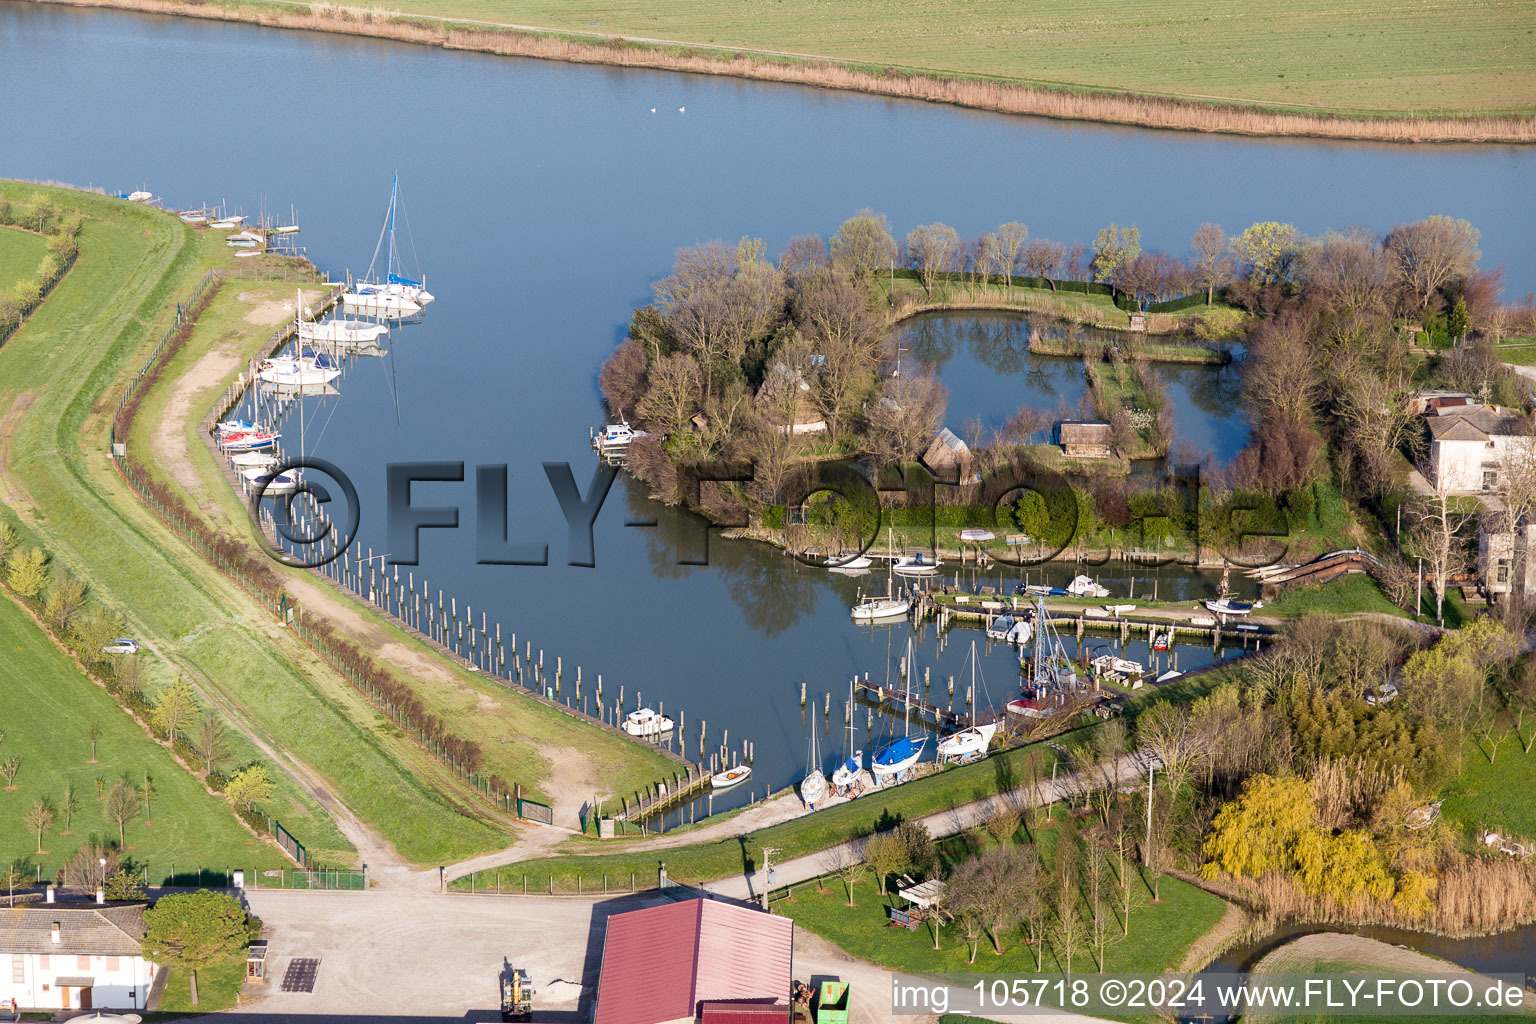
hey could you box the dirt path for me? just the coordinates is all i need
[0,391,37,511]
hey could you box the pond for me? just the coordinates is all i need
[898,311,1249,462]
[5,3,1534,808]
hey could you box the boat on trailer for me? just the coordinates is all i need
[936,722,997,763]
[1205,598,1260,617]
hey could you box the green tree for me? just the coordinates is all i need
[1201,774,1314,880]
[1231,222,1304,284]
[42,571,86,632]
[143,889,250,1005]
[0,757,19,787]
[104,868,147,902]
[190,712,228,775]
[87,721,102,762]
[153,677,200,740]
[1447,297,1470,342]
[0,522,16,567]
[862,832,905,896]
[24,799,55,854]
[5,546,49,598]
[1091,222,1141,287]
[828,210,897,281]
[225,764,274,812]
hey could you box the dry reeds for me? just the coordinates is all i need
[33,0,1536,144]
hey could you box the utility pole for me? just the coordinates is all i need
[1143,763,1155,868]
[760,847,780,911]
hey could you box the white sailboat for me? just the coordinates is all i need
[299,316,390,346]
[344,175,434,316]
[851,559,909,620]
[831,678,863,791]
[241,467,299,496]
[937,644,998,763]
[799,724,827,807]
[892,551,942,576]
[871,637,927,781]
[823,552,873,571]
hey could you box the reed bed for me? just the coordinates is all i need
[35,0,1536,144]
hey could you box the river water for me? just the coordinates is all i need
[5,6,1536,812]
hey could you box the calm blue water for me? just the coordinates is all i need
[4,5,1534,807]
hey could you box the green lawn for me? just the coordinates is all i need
[1495,339,1536,366]
[1439,739,1536,844]
[154,954,246,1016]
[780,823,1226,976]
[1263,574,1407,620]
[272,0,1529,116]
[0,594,287,882]
[0,226,48,291]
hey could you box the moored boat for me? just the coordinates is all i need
[259,353,341,388]
[622,708,674,737]
[711,765,751,789]
[242,467,299,496]
[823,552,873,570]
[229,451,278,469]
[220,431,279,451]
[893,552,942,576]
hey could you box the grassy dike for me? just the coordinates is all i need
[0,182,500,863]
[126,276,680,811]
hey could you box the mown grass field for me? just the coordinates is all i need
[0,182,514,864]
[782,821,1226,976]
[325,0,1535,116]
[1439,739,1536,844]
[126,279,679,810]
[0,226,48,291]
[0,594,287,881]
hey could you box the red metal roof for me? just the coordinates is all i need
[594,899,794,1024]
[700,1000,791,1024]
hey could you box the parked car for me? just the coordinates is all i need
[101,638,140,655]
[1365,682,1399,706]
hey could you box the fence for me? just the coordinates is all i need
[273,820,307,867]
[0,247,77,350]
[517,797,553,825]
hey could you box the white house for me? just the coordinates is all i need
[1479,519,1536,599]
[0,900,157,1012]
[1424,405,1530,494]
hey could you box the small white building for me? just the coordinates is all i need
[0,901,158,1012]
[1424,405,1530,494]
[1479,519,1536,599]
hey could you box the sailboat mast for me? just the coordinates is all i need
[386,175,399,283]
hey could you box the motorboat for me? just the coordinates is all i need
[871,735,925,779]
[711,765,751,789]
[229,451,278,469]
[1092,654,1144,679]
[622,707,674,737]
[850,594,909,621]
[1204,598,1260,617]
[220,431,279,451]
[1066,574,1110,598]
[242,468,299,496]
[1021,583,1067,597]
[984,615,1032,646]
[1152,627,1172,651]
[893,552,942,576]
[592,422,647,458]
[299,318,390,345]
[936,722,997,762]
[216,418,261,435]
[259,353,341,388]
[823,552,873,570]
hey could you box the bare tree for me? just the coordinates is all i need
[1138,701,1202,797]
[1385,215,1481,309]
[24,800,54,854]
[1020,239,1068,289]
[829,211,897,281]
[598,338,648,420]
[905,223,962,297]
[983,222,1029,289]
[778,234,828,281]
[636,353,703,435]
[864,371,948,468]
[105,778,140,846]
[1406,482,1470,622]
[823,839,866,906]
[190,712,228,776]
[1190,223,1232,305]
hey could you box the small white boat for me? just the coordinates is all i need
[179,211,208,223]
[893,553,942,576]
[342,289,421,319]
[984,615,1032,646]
[823,553,873,570]
[800,723,827,805]
[871,735,925,779]
[958,528,995,543]
[711,765,751,789]
[226,230,265,248]
[229,451,278,469]
[1093,655,1144,678]
[1155,669,1183,683]
[242,468,299,496]
[1405,801,1441,831]
[850,595,909,621]
[831,750,863,790]
[299,318,390,345]
[936,722,997,762]
[234,249,263,259]
[592,422,647,457]
[1190,614,1217,627]
[1104,603,1137,615]
[126,191,153,203]
[217,418,261,435]
[1204,598,1260,617]
[1066,575,1110,598]
[220,431,279,451]
[622,708,674,737]
[271,223,301,235]
[1083,607,1110,619]
[210,215,247,229]
[259,353,341,388]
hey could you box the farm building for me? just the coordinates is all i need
[593,898,793,1024]
[1479,519,1536,600]
[1058,420,1113,458]
[922,427,980,484]
[0,898,158,1012]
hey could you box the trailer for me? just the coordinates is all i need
[816,981,850,1024]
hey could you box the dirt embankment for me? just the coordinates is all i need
[29,0,1536,144]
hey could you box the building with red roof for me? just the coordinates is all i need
[593,898,793,1024]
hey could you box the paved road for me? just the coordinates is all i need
[712,751,1157,901]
